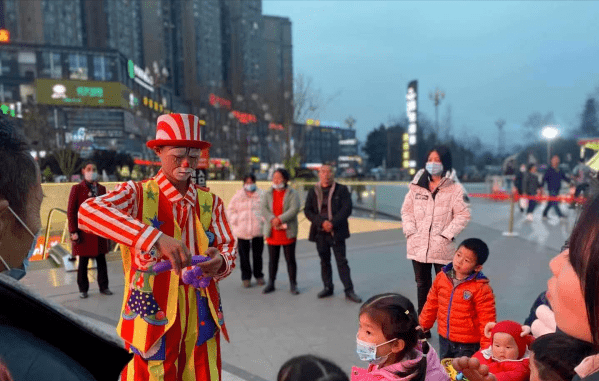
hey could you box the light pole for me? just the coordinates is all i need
[542,126,559,163]
[429,88,445,139]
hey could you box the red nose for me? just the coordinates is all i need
[181,160,190,168]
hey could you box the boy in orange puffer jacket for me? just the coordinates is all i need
[419,238,496,360]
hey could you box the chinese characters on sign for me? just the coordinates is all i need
[405,80,418,175]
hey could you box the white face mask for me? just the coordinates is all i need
[272,182,285,190]
[425,162,444,176]
[356,334,397,365]
[84,171,98,182]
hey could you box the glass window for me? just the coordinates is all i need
[69,54,88,80]
[93,56,113,81]
[0,50,18,76]
[41,52,62,79]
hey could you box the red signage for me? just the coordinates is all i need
[209,94,232,110]
[232,110,257,124]
[0,29,9,43]
[197,148,210,169]
[269,123,284,131]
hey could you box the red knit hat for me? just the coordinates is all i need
[490,320,531,358]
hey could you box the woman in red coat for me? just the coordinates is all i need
[67,162,112,299]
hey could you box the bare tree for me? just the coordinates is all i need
[344,116,356,130]
[21,104,54,155]
[55,148,80,181]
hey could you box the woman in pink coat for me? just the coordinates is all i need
[227,174,265,288]
[401,146,471,315]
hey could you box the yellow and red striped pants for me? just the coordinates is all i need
[121,285,221,381]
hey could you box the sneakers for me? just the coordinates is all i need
[256,278,266,286]
[345,291,362,303]
[100,289,113,295]
[242,280,251,288]
[79,292,88,299]
[290,283,300,295]
[317,288,334,298]
[526,213,534,221]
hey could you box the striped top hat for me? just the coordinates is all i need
[146,113,211,149]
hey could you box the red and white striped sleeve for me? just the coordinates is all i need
[210,194,237,281]
[78,181,162,252]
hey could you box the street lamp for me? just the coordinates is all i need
[542,126,559,163]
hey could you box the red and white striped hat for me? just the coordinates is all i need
[146,113,211,149]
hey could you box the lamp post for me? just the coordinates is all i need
[542,126,559,163]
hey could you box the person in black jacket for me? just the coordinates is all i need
[304,164,362,303]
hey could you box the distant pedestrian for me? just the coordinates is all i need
[571,157,592,208]
[227,174,265,288]
[513,163,527,212]
[261,168,301,295]
[541,155,569,220]
[67,161,112,299]
[524,163,542,221]
[304,164,361,303]
[401,145,471,315]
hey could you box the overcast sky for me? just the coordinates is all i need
[262,1,599,151]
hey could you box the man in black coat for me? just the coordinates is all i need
[304,165,362,303]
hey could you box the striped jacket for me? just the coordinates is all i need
[78,170,236,353]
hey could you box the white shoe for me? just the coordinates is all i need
[526,214,534,221]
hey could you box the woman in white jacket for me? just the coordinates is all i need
[227,174,265,288]
[401,145,471,315]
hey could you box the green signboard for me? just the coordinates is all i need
[35,78,131,108]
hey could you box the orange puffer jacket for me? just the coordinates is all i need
[419,264,496,347]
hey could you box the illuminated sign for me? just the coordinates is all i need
[36,79,130,108]
[406,80,418,170]
[232,110,257,124]
[269,123,284,131]
[127,60,154,92]
[197,148,210,169]
[306,119,321,126]
[0,104,15,117]
[209,94,232,110]
[250,156,260,163]
[0,29,10,43]
[339,139,357,145]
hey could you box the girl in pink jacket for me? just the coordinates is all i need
[227,174,265,288]
[352,293,450,381]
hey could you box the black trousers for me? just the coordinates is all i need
[316,234,354,293]
[77,253,109,293]
[543,190,564,218]
[267,242,297,284]
[238,237,264,281]
[412,260,445,315]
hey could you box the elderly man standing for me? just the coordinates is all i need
[304,164,362,303]
[78,113,236,380]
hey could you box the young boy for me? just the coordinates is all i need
[419,238,496,359]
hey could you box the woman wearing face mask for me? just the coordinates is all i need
[227,174,265,288]
[67,162,112,299]
[401,145,471,318]
[260,168,301,295]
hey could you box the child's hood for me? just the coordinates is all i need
[442,263,489,283]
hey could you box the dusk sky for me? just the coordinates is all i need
[262,1,599,151]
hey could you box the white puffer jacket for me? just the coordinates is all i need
[226,188,264,240]
[401,169,471,264]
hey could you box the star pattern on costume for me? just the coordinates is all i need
[146,188,157,201]
[136,274,145,289]
[147,214,164,229]
[201,202,211,213]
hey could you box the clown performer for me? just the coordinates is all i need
[78,113,236,381]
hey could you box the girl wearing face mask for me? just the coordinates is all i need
[260,168,301,295]
[67,162,112,299]
[401,145,471,319]
[352,293,449,381]
[227,174,265,288]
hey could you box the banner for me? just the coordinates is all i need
[36,78,130,108]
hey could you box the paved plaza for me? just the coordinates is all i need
[21,198,574,380]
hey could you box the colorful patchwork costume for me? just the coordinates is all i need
[78,114,236,381]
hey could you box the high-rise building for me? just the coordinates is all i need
[220,0,262,98]
[261,15,293,125]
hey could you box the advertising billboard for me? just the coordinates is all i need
[406,80,418,175]
[36,78,130,108]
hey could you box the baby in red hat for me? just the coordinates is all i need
[468,320,534,381]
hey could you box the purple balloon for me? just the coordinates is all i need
[153,256,212,287]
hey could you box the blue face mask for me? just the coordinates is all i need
[244,183,257,192]
[1,206,38,281]
[425,162,444,176]
[356,334,397,365]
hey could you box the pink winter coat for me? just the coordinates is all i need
[351,345,450,381]
[227,188,264,240]
[401,169,470,265]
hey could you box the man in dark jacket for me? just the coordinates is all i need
[305,165,362,303]
[541,155,570,219]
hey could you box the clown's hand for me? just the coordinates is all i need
[531,304,556,337]
[197,247,224,277]
[452,357,497,381]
